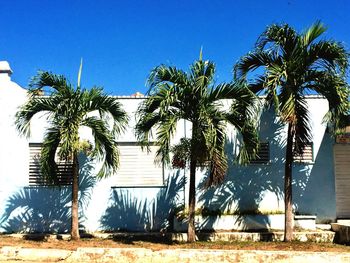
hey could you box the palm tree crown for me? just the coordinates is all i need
[16,71,128,180]
[137,58,259,183]
[235,21,349,152]
[136,56,259,242]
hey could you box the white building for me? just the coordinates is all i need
[0,62,349,233]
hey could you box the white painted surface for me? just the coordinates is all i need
[0,63,28,218]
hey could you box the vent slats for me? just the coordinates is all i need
[114,143,164,187]
[293,143,313,163]
[29,143,73,186]
[250,142,269,164]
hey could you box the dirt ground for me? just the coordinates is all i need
[0,235,349,252]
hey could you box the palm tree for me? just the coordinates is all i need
[15,64,128,240]
[235,21,349,241]
[136,54,259,242]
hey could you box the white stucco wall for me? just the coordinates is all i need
[0,68,29,217]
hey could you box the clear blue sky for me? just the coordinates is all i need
[1,0,349,95]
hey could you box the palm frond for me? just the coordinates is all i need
[291,95,312,155]
[203,118,228,187]
[40,127,61,184]
[307,40,349,74]
[207,80,258,109]
[82,116,119,178]
[206,148,228,187]
[302,20,327,47]
[190,60,215,91]
[85,87,129,134]
[155,112,181,164]
[147,65,189,92]
[248,76,266,94]
[29,71,73,96]
[236,121,260,164]
[135,81,183,154]
[234,50,280,79]
[135,112,161,149]
[225,106,259,164]
[15,97,58,137]
[309,73,350,130]
[256,23,298,55]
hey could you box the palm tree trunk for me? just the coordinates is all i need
[188,125,198,243]
[188,156,197,243]
[284,123,294,242]
[71,153,80,240]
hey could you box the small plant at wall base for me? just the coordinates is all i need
[235,21,350,241]
[15,61,128,240]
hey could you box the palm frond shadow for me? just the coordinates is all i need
[100,190,150,232]
[100,171,185,237]
[0,155,96,234]
[198,109,285,231]
[292,133,336,220]
[151,171,186,231]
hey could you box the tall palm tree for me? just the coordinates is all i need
[235,21,349,241]
[136,54,259,242]
[15,65,128,240]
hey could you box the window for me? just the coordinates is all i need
[293,142,313,163]
[29,143,73,186]
[113,142,164,187]
[250,142,270,164]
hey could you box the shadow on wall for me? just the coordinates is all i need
[100,171,185,232]
[293,133,336,222]
[198,109,285,230]
[197,108,336,230]
[0,155,96,233]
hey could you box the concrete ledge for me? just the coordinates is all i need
[171,231,335,242]
[0,247,350,262]
[317,224,332,231]
[294,215,317,230]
